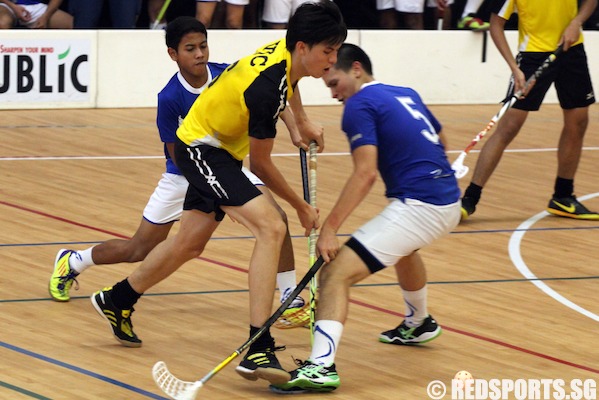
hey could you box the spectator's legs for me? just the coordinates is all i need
[244,0,260,28]
[109,0,141,28]
[0,5,16,29]
[196,1,218,27]
[48,9,74,29]
[224,2,245,29]
[69,0,103,28]
[378,8,398,28]
[403,12,423,29]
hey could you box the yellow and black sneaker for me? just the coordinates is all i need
[91,287,142,348]
[49,249,79,302]
[547,196,599,220]
[235,345,290,385]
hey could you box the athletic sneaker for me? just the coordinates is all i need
[457,14,490,31]
[379,315,442,345]
[49,249,79,302]
[274,295,311,329]
[460,196,477,220]
[236,346,290,385]
[547,196,599,220]
[91,287,142,348]
[269,360,340,394]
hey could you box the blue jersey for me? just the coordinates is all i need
[342,82,460,206]
[156,62,228,174]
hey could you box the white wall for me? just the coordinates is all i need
[1,29,598,109]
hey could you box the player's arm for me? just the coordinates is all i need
[165,142,178,167]
[279,108,302,148]
[288,87,324,152]
[317,144,378,262]
[489,13,527,96]
[249,136,318,236]
[562,0,598,50]
[156,91,181,167]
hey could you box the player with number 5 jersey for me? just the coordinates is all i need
[271,43,460,394]
[341,82,458,206]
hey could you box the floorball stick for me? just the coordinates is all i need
[308,142,318,342]
[451,45,563,179]
[152,256,326,400]
[151,0,172,30]
[300,144,318,342]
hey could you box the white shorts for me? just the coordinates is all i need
[196,0,249,5]
[351,198,460,269]
[0,2,48,27]
[142,168,263,224]
[376,0,453,13]
[262,0,311,24]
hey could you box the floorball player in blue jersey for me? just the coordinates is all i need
[271,43,462,394]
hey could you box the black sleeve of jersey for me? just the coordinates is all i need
[244,63,288,140]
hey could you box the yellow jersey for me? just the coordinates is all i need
[177,39,294,161]
[495,0,583,52]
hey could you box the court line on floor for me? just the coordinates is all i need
[1,147,599,161]
[0,380,51,400]
[2,199,598,383]
[0,341,169,399]
[509,192,599,322]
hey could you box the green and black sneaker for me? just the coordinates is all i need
[269,360,340,394]
[379,315,441,345]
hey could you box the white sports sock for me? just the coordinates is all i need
[462,0,483,18]
[69,247,95,274]
[402,286,428,327]
[277,270,297,302]
[309,320,344,366]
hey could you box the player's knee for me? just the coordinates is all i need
[0,15,15,29]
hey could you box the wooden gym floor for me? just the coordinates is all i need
[1,103,598,399]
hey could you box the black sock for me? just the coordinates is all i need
[553,177,574,198]
[463,183,483,204]
[249,325,274,352]
[111,278,142,310]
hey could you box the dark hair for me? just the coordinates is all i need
[335,43,373,75]
[165,16,208,50]
[286,1,347,52]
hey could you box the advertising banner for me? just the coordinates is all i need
[0,33,95,109]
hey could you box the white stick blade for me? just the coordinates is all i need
[152,361,203,400]
[452,163,469,179]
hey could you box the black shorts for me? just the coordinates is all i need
[174,138,262,221]
[507,44,595,111]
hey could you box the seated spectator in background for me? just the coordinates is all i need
[378,0,453,29]
[196,0,246,29]
[69,0,141,28]
[0,0,72,28]
[262,0,312,29]
[243,0,260,28]
[333,0,379,29]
